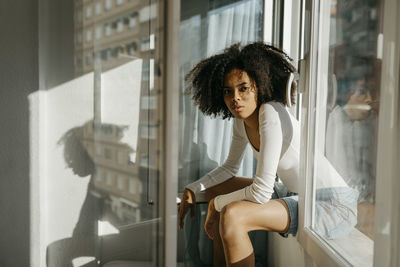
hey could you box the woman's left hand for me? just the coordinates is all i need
[204,198,219,240]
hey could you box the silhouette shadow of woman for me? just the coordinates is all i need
[47,123,100,267]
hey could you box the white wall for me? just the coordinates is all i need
[29,60,143,266]
[267,233,318,267]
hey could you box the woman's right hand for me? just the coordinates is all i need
[178,188,196,229]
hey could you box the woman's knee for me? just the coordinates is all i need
[219,202,246,239]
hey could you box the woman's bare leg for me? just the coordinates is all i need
[204,177,253,267]
[219,199,290,266]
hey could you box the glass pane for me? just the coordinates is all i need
[69,0,162,265]
[177,0,264,265]
[178,0,264,193]
[311,0,383,264]
[40,0,164,265]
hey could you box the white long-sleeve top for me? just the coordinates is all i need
[186,102,347,212]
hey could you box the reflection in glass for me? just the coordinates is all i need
[312,0,382,255]
[45,0,163,266]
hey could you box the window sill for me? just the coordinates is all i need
[326,228,373,266]
[298,227,373,267]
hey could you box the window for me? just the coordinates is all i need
[94,51,101,62]
[116,0,124,6]
[76,9,82,23]
[129,13,137,29]
[104,147,112,159]
[116,151,125,165]
[94,123,112,135]
[104,23,111,36]
[95,26,102,40]
[115,126,125,138]
[126,42,137,56]
[140,37,150,51]
[296,0,388,266]
[95,146,102,156]
[139,181,142,194]
[128,179,135,194]
[95,2,102,15]
[117,175,125,190]
[139,154,148,167]
[139,4,157,23]
[37,0,172,263]
[85,6,92,19]
[95,168,102,182]
[86,29,92,43]
[138,181,143,194]
[104,0,112,10]
[111,21,117,31]
[76,32,82,44]
[116,19,123,33]
[85,54,91,66]
[75,56,82,67]
[101,49,111,61]
[111,47,119,58]
[106,172,113,185]
[312,0,380,239]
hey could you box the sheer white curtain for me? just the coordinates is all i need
[179,0,261,191]
[178,1,265,266]
[207,1,257,55]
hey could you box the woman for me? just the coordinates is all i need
[178,42,358,267]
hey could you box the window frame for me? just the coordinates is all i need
[372,0,400,266]
[293,0,400,266]
[293,0,351,265]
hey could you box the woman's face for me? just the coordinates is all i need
[223,69,258,120]
[344,79,373,120]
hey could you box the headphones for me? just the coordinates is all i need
[286,72,299,107]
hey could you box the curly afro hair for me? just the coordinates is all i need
[185,42,297,119]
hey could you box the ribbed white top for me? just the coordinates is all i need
[186,102,347,211]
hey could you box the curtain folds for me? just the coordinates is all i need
[178,0,265,265]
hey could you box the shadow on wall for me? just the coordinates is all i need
[46,120,127,266]
[47,120,136,266]
[46,120,200,266]
[46,122,99,267]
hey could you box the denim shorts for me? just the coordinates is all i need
[271,182,359,239]
[271,182,298,237]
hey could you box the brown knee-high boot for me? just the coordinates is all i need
[229,252,255,267]
[213,215,226,267]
